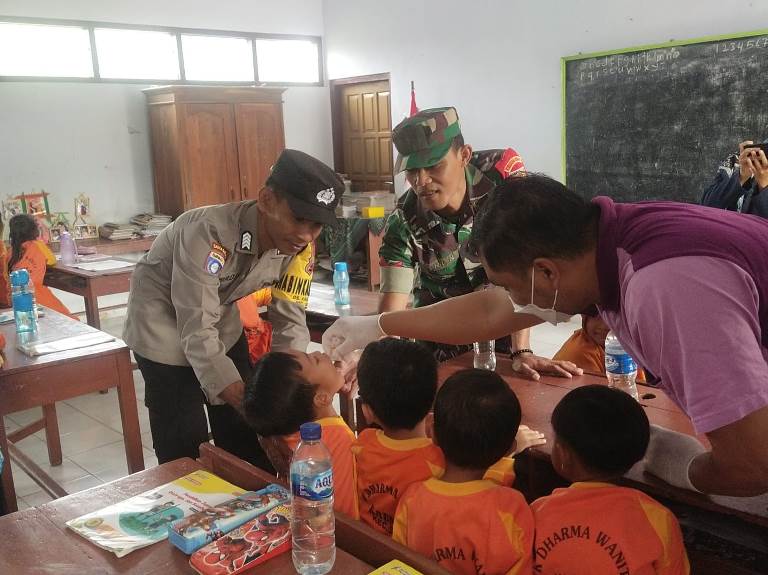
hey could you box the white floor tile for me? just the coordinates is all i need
[10,466,45,497]
[58,426,125,456]
[22,490,54,507]
[5,407,44,428]
[68,440,135,475]
[61,474,104,495]
[33,403,103,440]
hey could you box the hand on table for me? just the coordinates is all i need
[510,353,583,381]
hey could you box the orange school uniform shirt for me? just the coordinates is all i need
[11,240,73,317]
[531,482,689,575]
[554,329,646,382]
[284,416,359,520]
[351,429,445,534]
[393,478,534,575]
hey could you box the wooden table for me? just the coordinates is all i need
[45,258,136,330]
[305,282,380,343]
[52,236,156,256]
[0,309,145,513]
[0,444,449,575]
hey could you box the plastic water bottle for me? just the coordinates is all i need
[473,340,497,371]
[604,331,639,400]
[10,269,38,344]
[333,262,351,309]
[59,231,78,265]
[290,422,336,575]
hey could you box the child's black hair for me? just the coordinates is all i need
[357,337,438,430]
[8,214,39,272]
[552,384,650,476]
[243,352,315,436]
[434,368,521,470]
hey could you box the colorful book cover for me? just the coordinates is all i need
[368,560,425,575]
[189,505,292,575]
[168,483,290,554]
[65,470,246,557]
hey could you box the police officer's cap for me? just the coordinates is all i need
[266,149,342,226]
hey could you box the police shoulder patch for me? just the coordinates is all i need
[205,242,228,275]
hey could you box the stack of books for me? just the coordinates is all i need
[130,213,172,237]
[99,222,140,240]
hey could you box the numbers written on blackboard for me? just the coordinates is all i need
[714,36,768,54]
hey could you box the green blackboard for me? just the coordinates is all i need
[562,29,768,203]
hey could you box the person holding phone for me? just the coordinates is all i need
[739,140,768,190]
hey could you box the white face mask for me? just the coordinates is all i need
[510,268,573,326]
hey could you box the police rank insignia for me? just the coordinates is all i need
[205,242,228,275]
[240,231,253,251]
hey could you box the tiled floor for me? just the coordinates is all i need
[4,286,578,511]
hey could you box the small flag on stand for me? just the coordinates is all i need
[409,81,419,117]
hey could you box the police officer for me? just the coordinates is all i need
[124,149,342,467]
[379,107,579,378]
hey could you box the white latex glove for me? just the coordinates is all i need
[643,424,706,492]
[322,314,385,360]
[334,349,362,396]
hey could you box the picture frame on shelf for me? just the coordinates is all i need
[73,224,98,240]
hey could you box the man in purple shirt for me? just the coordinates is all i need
[323,172,768,498]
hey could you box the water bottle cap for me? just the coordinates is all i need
[299,422,322,441]
[333,262,348,272]
[10,269,30,286]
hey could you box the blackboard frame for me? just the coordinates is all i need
[561,27,768,201]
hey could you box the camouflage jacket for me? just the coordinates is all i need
[379,148,525,307]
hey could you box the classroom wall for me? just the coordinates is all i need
[0,0,332,223]
[322,0,768,189]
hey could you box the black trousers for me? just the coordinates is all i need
[135,334,274,473]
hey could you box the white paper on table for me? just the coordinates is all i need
[71,259,135,271]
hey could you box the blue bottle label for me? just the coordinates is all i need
[605,352,636,375]
[12,292,34,312]
[291,469,334,501]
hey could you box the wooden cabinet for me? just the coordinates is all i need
[144,86,286,217]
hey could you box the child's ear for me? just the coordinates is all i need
[425,412,435,441]
[360,403,375,425]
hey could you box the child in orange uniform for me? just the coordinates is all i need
[393,369,534,575]
[243,350,358,519]
[352,338,444,534]
[554,307,646,382]
[7,214,73,317]
[531,385,689,575]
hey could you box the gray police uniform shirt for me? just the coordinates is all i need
[123,201,309,405]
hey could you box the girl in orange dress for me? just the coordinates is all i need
[7,214,73,317]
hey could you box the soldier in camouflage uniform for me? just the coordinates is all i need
[379,107,579,378]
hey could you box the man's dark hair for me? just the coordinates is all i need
[357,338,438,430]
[243,352,315,436]
[552,385,650,476]
[434,369,521,470]
[472,173,599,274]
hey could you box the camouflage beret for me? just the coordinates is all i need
[392,107,462,173]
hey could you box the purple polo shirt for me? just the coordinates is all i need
[594,197,768,433]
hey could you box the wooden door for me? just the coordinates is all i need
[180,103,240,209]
[235,103,285,201]
[340,81,393,192]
